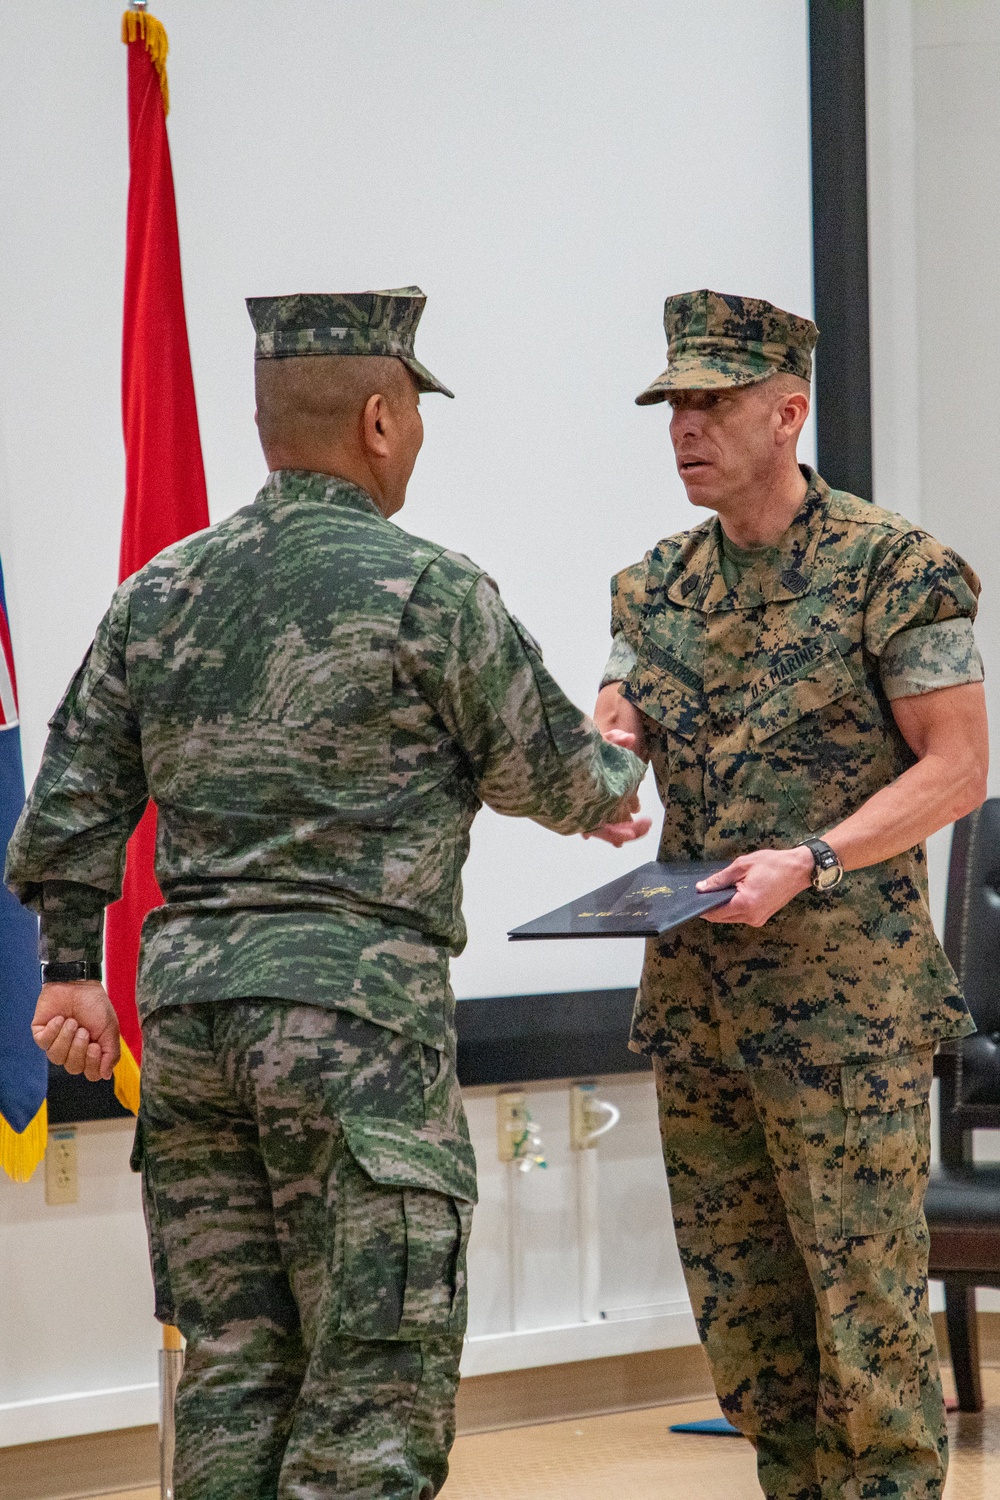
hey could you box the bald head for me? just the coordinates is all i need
[255,353,415,458]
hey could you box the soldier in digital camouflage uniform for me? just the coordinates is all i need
[5,287,645,1500]
[592,290,988,1500]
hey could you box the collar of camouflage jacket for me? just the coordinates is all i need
[664,465,829,614]
[256,468,384,519]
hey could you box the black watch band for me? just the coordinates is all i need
[798,837,844,892]
[40,960,103,984]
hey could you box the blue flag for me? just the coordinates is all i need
[0,554,46,1179]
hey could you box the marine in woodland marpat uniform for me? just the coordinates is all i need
[592,290,988,1500]
[5,288,645,1500]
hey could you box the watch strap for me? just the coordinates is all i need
[40,960,103,984]
[798,837,844,889]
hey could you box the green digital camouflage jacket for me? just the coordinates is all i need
[605,467,981,1068]
[6,470,643,1052]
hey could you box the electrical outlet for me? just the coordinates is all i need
[571,1083,598,1150]
[570,1083,621,1150]
[496,1092,526,1162]
[496,1091,547,1170]
[45,1129,78,1206]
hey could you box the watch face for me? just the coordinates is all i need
[814,861,843,891]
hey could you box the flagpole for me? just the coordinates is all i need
[118,8,207,1494]
[159,1323,184,1500]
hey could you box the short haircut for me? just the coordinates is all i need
[762,371,811,398]
[255,354,413,453]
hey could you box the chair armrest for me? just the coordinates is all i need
[934,1041,962,1082]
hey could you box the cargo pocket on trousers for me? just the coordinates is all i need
[839,1050,934,1239]
[130,1118,178,1326]
[335,1117,477,1342]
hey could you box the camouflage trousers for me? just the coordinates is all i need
[132,1001,477,1500]
[653,1051,946,1500]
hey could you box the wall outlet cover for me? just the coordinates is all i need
[45,1129,78,1206]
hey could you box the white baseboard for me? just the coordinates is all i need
[0,1382,158,1448]
[0,1306,697,1447]
[461,1302,698,1377]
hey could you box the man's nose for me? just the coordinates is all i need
[670,408,703,442]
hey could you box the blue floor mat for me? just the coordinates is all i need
[668,1417,743,1436]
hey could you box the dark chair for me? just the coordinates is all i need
[924,800,1000,1412]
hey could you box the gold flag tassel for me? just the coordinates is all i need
[0,1100,49,1183]
[113,1037,142,1115]
[121,8,170,115]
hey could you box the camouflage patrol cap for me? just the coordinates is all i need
[246,286,454,397]
[635,289,818,405]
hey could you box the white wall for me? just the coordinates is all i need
[910,0,1000,743]
[911,0,1000,1309]
[867,0,1000,973]
[866,0,1000,1315]
[0,1120,159,1446]
[0,0,814,1004]
[0,0,813,1445]
[463,1075,694,1373]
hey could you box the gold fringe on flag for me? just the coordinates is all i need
[0,1039,140,1181]
[0,1100,48,1183]
[113,1037,142,1115]
[121,9,170,115]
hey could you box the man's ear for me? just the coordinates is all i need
[776,392,809,445]
[362,391,392,457]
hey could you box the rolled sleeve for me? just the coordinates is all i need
[880,618,985,700]
[864,532,980,662]
[600,633,639,689]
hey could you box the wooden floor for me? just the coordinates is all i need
[88,1368,1000,1500]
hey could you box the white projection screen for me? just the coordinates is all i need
[0,0,814,1002]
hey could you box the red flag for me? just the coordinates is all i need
[105,11,209,1110]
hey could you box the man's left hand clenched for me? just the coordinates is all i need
[32,982,121,1081]
[697,845,816,927]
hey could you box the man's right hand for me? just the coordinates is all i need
[32,982,121,1082]
[584,728,653,845]
[583,807,653,847]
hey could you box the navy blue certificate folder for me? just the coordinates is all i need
[508,860,736,941]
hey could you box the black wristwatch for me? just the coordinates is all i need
[40,961,103,984]
[798,838,844,892]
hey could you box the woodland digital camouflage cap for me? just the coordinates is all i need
[635,289,818,405]
[246,287,454,397]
